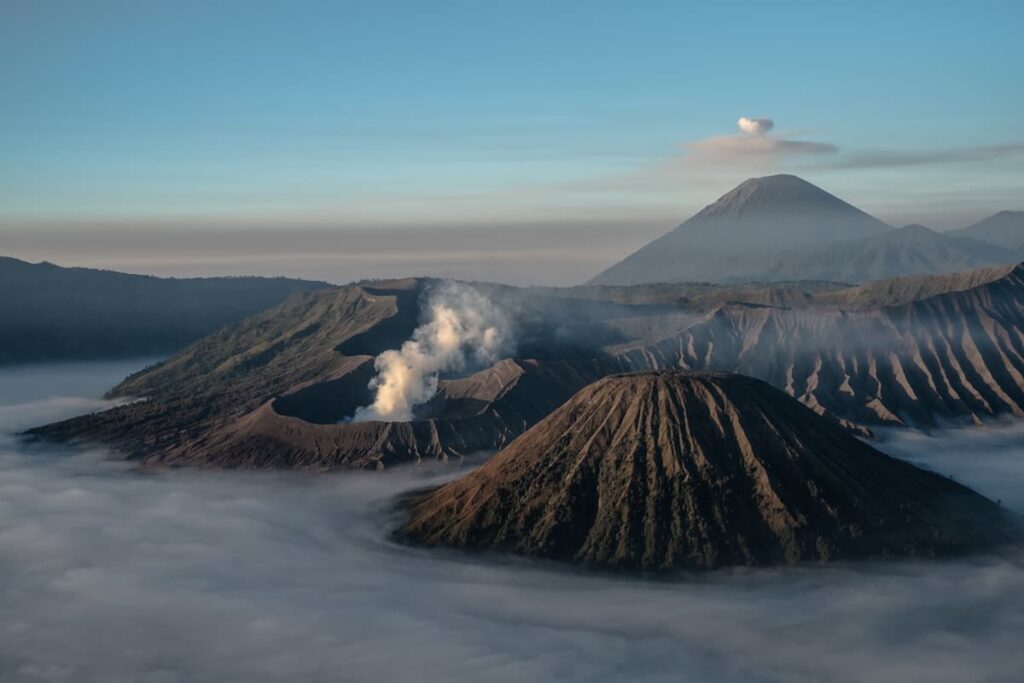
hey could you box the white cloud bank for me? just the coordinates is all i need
[2,361,1024,682]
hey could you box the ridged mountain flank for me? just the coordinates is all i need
[618,263,1024,427]
[400,372,1017,571]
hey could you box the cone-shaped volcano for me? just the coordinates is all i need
[400,371,1017,571]
[588,174,891,284]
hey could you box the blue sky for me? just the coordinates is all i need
[1,0,1022,281]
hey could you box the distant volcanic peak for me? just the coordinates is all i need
[730,173,817,195]
[698,174,871,219]
[585,174,896,285]
[401,370,1015,571]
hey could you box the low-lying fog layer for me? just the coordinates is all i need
[2,362,1023,682]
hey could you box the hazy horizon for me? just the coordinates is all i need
[0,219,673,286]
[3,183,1021,286]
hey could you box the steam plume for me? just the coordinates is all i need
[352,283,512,422]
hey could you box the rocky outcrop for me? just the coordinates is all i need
[400,372,1018,571]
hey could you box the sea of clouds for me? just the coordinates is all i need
[1,360,1023,682]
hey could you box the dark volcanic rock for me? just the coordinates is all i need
[400,371,1017,571]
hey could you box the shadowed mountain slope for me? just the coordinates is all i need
[0,256,331,365]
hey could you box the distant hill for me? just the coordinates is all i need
[0,256,332,365]
[947,210,1024,250]
[757,224,1008,283]
[589,174,892,285]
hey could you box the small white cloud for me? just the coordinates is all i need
[737,117,774,136]
[687,117,838,166]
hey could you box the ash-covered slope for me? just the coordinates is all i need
[757,224,1009,283]
[621,263,1024,427]
[589,175,891,285]
[401,372,1016,571]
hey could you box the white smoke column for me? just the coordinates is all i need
[351,283,512,422]
[737,116,774,136]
